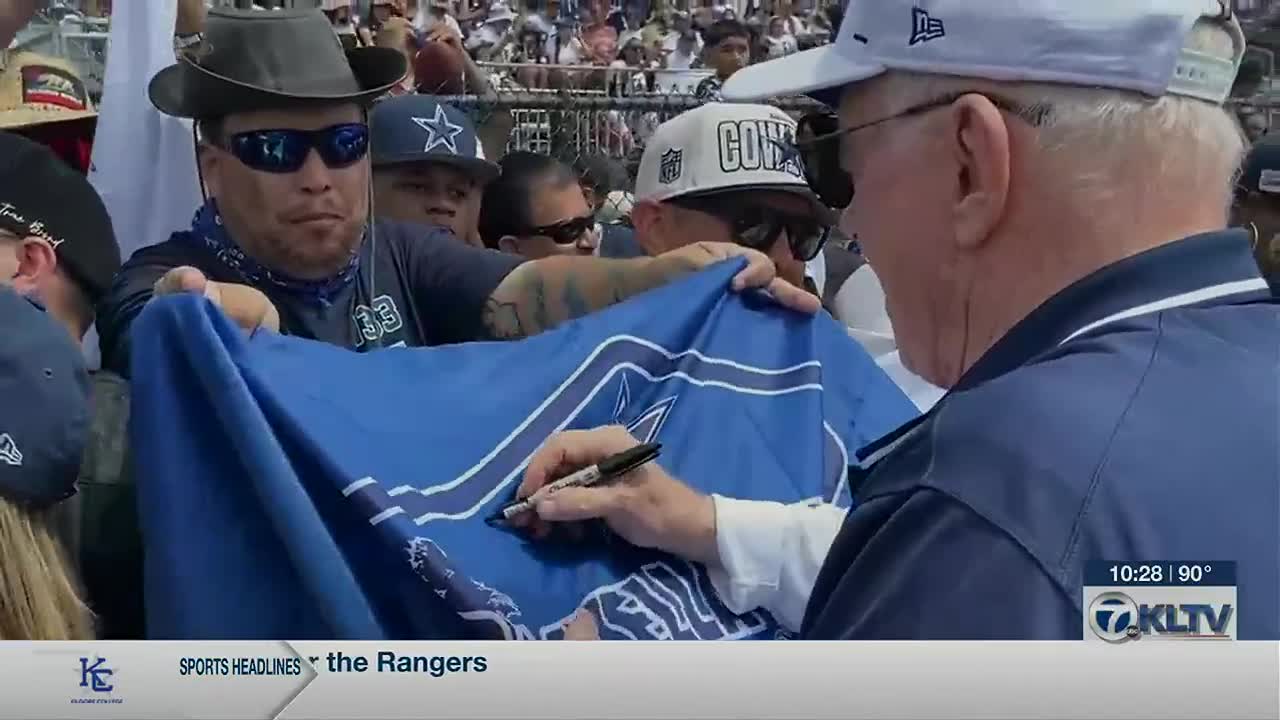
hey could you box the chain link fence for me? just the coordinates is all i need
[441,63,825,224]
[437,61,1280,227]
[11,9,109,101]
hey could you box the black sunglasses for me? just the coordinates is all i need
[667,195,830,262]
[797,92,1050,210]
[519,214,597,244]
[221,123,370,174]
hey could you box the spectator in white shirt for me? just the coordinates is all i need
[763,15,797,58]
[661,10,701,54]
[545,18,585,65]
[663,30,698,70]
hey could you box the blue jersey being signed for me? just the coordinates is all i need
[130,260,917,640]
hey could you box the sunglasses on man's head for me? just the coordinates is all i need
[667,195,831,262]
[221,123,370,174]
[519,214,597,244]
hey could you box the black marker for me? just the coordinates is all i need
[485,442,661,526]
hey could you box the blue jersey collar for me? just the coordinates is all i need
[956,229,1270,392]
[856,230,1272,464]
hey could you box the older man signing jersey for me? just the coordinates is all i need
[514,0,1280,640]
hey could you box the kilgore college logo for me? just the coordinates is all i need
[659,148,683,184]
[72,655,123,705]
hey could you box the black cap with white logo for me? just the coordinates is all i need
[0,131,120,303]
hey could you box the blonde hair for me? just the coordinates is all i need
[0,498,93,640]
[878,18,1246,218]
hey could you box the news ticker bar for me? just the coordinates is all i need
[5,641,1278,720]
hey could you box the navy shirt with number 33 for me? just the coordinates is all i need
[97,220,524,377]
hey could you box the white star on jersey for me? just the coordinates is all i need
[411,105,465,155]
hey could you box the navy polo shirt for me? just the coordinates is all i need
[802,231,1279,640]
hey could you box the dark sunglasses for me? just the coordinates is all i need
[796,112,852,211]
[667,195,830,262]
[221,123,370,174]
[797,92,1050,210]
[519,214,597,244]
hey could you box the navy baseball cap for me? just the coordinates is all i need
[0,285,89,509]
[1238,133,1280,196]
[369,95,500,184]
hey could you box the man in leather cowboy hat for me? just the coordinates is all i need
[96,7,816,376]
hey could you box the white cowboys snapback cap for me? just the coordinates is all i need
[722,0,1246,107]
[635,103,833,221]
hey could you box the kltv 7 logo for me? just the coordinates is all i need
[1089,592,1234,642]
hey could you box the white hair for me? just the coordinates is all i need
[877,19,1246,218]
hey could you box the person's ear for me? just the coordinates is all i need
[949,94,1011,254]
[497,235,521,255]
[629,200,670,256]
[8,237,57,294]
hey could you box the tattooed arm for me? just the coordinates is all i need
[480,242,819,340]
[480,254,691,339]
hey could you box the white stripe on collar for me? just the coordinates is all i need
[857,277,1268,470]
[1059,278,1270,347]
[858,425,923,468]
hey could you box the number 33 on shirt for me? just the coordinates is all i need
[351,294,404,348]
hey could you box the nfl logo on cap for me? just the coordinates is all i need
[659,149,683,184]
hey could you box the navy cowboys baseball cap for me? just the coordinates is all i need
[1239,133,1280,197]
[0,286,90,509]
[369,95,500,183]
[723,0,1245,108]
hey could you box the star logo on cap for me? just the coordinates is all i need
[411,105,464,155]
[768,134,806,178]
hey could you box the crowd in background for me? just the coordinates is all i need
[322,0,839,81]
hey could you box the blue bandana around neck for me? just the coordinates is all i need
[181,199,362,306]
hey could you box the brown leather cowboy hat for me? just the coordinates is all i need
[148,7,407,119]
